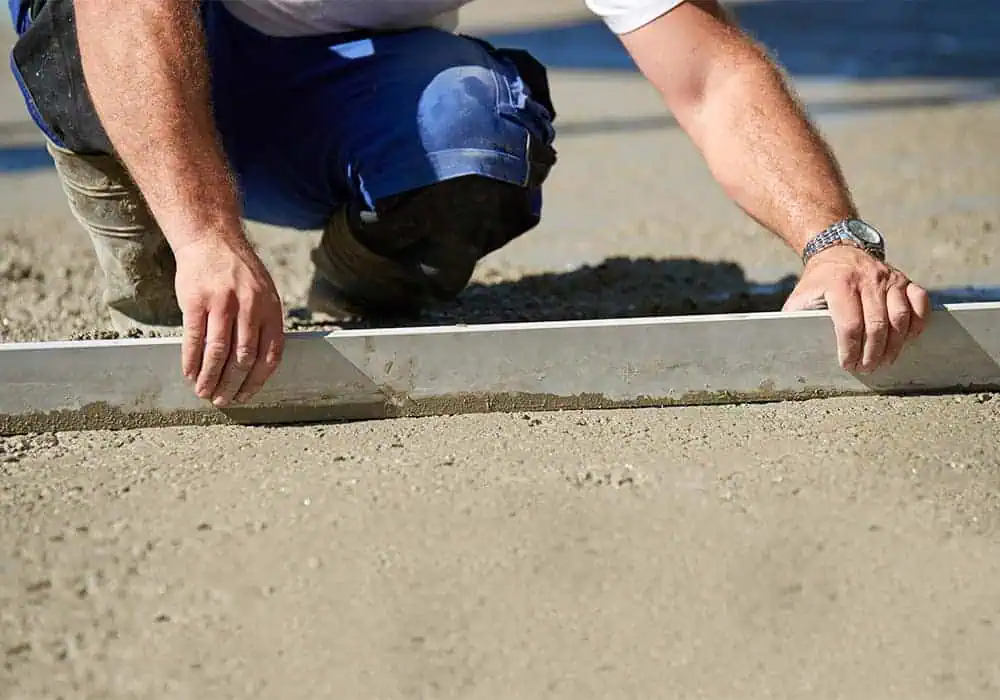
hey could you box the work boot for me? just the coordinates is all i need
[307,206,435,320]
[306,176,526,321]
[47,142,183,335]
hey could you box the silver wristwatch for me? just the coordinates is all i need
[801,218,886,264]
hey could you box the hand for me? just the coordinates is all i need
[783,245,931,373]
[173,236,285,407]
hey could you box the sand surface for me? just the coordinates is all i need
[2,1,1000,697]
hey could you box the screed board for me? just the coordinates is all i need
[1,302,999,436]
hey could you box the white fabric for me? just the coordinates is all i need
[585,0,686,34]
[220,0,686,38]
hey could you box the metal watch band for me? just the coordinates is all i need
[801,219,885,264]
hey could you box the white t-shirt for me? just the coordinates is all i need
[221,0,685,38]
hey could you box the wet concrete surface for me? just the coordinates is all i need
[2,1,1000,697]
[4,397,1000,699]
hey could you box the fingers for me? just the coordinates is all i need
[790,248,931,375]
[882,284,912,366]
[906,283,931,340]
[235,319,285,405]
[211,304,261,408]
[191,296,284,408]
[825,285,865,372]
[182,304,208,384]
[827,277,931,374]
[195,299,236,401]
[210,299,285,407]
[175,241,286,406]
[782,289,828,312]
[865,280,931,371]
[859,285,890,372]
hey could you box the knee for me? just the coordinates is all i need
[416,65,501,154]
[355,175,542,301]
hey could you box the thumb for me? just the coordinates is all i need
[783,288,829,312]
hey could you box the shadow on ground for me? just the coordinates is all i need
[286,255,1000,331]
[288,257,801,330]
[435,257,799,322]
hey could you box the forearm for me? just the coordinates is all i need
[75,0,244,249]
[685,46,857,255]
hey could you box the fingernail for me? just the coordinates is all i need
[235,392,250,404]
[213,396,230,408]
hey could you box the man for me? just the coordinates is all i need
[8,0,930,409]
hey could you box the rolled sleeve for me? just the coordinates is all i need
[585,0,686,34]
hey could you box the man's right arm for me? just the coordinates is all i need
[611,0,929,372]
[75,0,285,406]
[77,0,237,244]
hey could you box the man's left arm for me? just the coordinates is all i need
[613,0,930,372]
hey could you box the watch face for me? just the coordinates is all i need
[848,219,883,245]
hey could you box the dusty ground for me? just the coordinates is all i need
[3,396,1000,699]
[2,1,1000,697]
